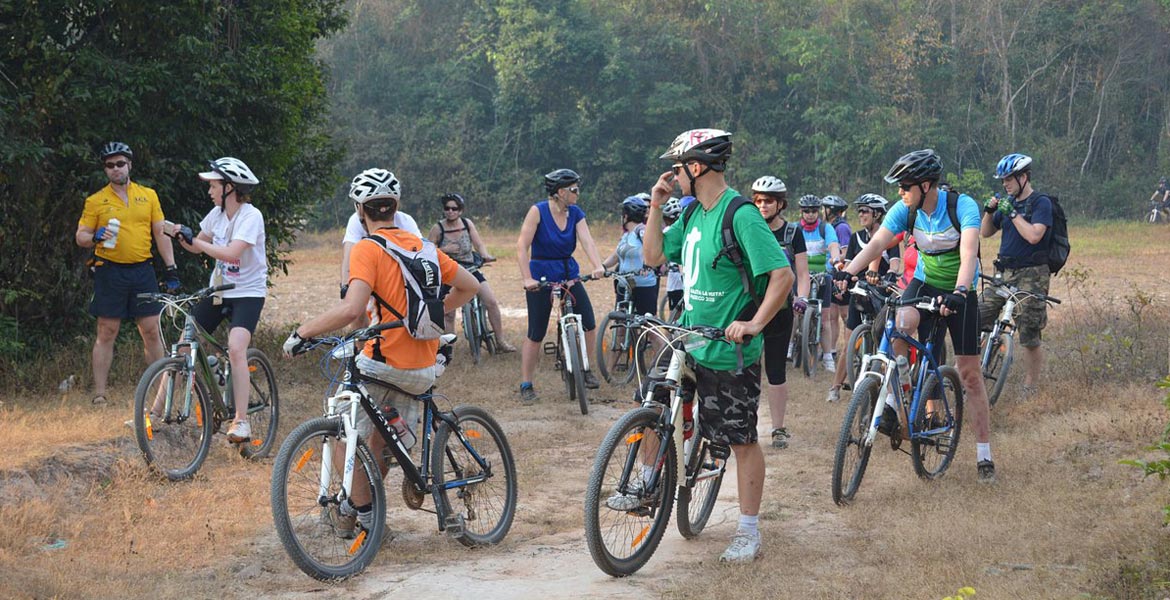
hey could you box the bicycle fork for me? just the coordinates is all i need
[560,314,590,372]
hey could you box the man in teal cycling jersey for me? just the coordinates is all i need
[644,128,793,563]
[833,149,997,484]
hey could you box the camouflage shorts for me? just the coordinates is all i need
[692,361,761,446]
[978,264,1051,348]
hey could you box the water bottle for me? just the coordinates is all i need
[895,355,912,395]
[103,218,120,249]
[383,405,417,450]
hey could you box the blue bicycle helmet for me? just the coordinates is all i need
[621,195,649,223]
[994,153,1033,179]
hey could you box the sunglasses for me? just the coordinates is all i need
[800,208,819,213]
[857,208,873,215]
[898,182,918,191]
[443,205,461,211]
[753,197,778,205]
[671,163,687,176]
[565,186,580,194]
[104,160,128,169]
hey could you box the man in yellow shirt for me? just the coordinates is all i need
[75,142,179,405]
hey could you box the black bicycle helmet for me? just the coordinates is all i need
[821,195,847,210]
[854,193,889,214]
[883,149,942,184]
[543,168,581,195]
[99,141,133,161]
[798,194,822,208]
[441,192,466,209]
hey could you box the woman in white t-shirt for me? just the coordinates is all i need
[174,156,267,443]
[338,204,421,329]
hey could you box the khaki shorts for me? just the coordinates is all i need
[339,355,435,440]
[978,265,1050,348]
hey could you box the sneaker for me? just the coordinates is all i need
[584,370,600,389]
[877,404,899,437]
[519,385,539,405]
[322,503,357,540]
[825,386,840,403]
[605,479,646,511]
[822,353,837,373]
[226,419,251,443]
[770,428,790,449]
[719,530,761,563]
[977,459,997,484]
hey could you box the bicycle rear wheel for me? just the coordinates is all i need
[134,356,214,481]
[802,304,819,378]
[583,407,676,577]
[676,437,726,539]
[270,417,386,581]
[479,302,498,355]
[911,366,964,480]
[597,312,636,385]
[831,375,880,505]
[240,348,279,459]
[566,322,589,414]
[463,303,482,365]
[981,331,1015,407]
[430,406,518,547]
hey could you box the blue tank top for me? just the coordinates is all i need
[529,200,585,281]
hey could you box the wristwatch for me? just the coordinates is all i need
[954,285,968,295]
[1008,210,1018,219]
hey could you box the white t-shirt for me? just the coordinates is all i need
[200,203,267,298]
[343,210,420,243]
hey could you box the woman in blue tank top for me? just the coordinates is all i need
[516,168,606,404]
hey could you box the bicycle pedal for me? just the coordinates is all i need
[708,443,731,460]
[542,342,558,356]
[443,514,465,538]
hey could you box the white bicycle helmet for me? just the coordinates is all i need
[659,128,733,169]
[751,175,787,195]
[661,196,683,220]
[349,168,401,204]
[200,157,260,187]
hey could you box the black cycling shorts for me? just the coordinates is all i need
[525,281,596,342]
[762,307,794,385]
[902,279,978,356]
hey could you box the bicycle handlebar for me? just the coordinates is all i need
[136,283,237,304]
[536,272,610,290]
[978,273,1061,304]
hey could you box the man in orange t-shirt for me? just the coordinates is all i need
[284,168,478,537]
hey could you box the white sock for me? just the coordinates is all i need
[976,443,992,462]
[884,392,899,410]
[737,514,759,536]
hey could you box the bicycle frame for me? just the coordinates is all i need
[856,296,952,448]
[151,296,233,426]
[980,285,1017,368]
[551,283,590,374]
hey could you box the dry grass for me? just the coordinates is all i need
[2,221,1169,599]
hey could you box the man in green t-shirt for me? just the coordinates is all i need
[643,128,793,564]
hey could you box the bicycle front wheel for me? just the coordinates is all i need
[831,375,880,505]
[566,322,589,414]
[270,417,386,581]
[597,312,636,385]
[463,303,482,365]
[844,323,871,389]
[981,331,1015,407]
[430,406,518,547]
[241,348,279,459]
[911,366,964,480]
[676,437,726,539]
[134,356,214,481]
[583,407,676,577]
[802,304,819,378]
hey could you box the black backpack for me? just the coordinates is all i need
[680,195,763,308]
[436,216,470,247]
[1023,194,1071,275]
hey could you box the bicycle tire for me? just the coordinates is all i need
[831,375,880,505]
[271,417,386,581]
[583,407,676,577]
[657,292,669,321]
[911,366,964,480]
[430,406,518,547]
[844,323,871,389]
[463,303,482,365]
[566,322,589,414]
[981,331,1015,407]
[802,303,819,378]
[789,316,804,366]
[676,438,725,539]
[597,312,636,385]
[479,302,499,355]
[134,356,214,481]
[240,348,279,459]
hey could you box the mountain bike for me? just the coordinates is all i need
[797,272,831,377]
[831,281,964,506]
[1146,200,1168,224]
[584,315,740,577]
[132,285,279,481]
[842,278,891,390]
[596,269,653,386]
[539,274,601,415]
[271,323,517,581]
[977,273,1061,407]
[457,256,498,365]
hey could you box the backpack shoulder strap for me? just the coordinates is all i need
[817,220,828,241]
[781,221,798,247]
[712,195,761,306]
[435,221,445,246]
[361,233,408,321]
[946,190,961,233]
[681,199,701,230]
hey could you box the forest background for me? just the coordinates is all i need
[3,0,1170,354]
